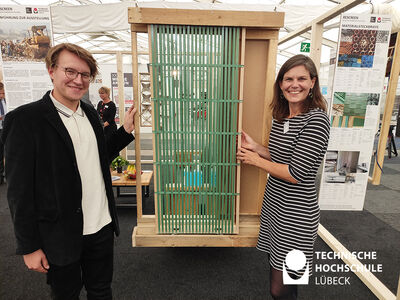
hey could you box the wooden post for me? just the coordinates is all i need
[147,24,158,231]
[318,224,397,300]
[310,22,323,74]
[235,27,246,234]
[131,29,143,218]
[259,35,278,214]
[371,33,400,185]
[116,51,126,159]
[396,275,400,300]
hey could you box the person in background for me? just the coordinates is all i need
[237,54,330,300]
[2,43,137,300]
[97,86,117,141]
[0,82,6,185]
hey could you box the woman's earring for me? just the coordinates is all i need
[308,89,313,99]
[280,93,285,100]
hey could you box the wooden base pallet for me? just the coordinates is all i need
[132,214,260,247]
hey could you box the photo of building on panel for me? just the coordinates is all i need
[324,151,368,184]
[331,92,379,127]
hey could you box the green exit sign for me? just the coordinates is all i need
[300,42,310,53]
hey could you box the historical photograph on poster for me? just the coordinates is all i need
[331,92,379,127]
[0,5,53,109]
[0,23,51,62]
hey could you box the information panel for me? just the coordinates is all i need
[319,14,391,210]
[0,5,53,110]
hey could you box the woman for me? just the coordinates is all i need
[97,86,117,140]
[237,55,330,300]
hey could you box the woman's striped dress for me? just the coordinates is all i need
[256,108,330,277]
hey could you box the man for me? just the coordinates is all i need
[2,43,136,300]
[0,82,6,184]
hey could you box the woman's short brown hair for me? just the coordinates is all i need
[98,86,111,97]
[270,54,327,122]
[45,43,98,81]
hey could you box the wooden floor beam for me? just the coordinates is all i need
[318,224,396,300]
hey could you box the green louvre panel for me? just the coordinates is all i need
[150,25,242,234]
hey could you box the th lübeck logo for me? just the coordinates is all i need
[283,249,309,285]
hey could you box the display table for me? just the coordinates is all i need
[111,170,153,206]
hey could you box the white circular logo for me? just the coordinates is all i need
[285,249,306,271]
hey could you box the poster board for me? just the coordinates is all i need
[319,14,392,210]
[0,5,53,110]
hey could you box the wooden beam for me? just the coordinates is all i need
[318,224,396,300]
[132,215,260,247]
[236,27,246,234]
[278,0,365,45]
[246,29,279,40]
[147,24,159,233]
[300,31,337,48]
[310,22,324,73]
[371,33,400,185]
[259,38,278,214]
[131,24,148,33]
[128,7,284,28]
[116,51,126,160]
[131,31,143,219]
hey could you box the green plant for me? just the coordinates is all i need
[111,156,129,170]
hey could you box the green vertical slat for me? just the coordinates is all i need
[206,25,211,233]
[213,26,218,233]
[151,25,160,233]
[171,24,177,233]
[225,26,231,234]
[184,25,188,233]
[158,25,164,232]
[162,25,170,233]
[217,26,223,234]
[228,27,233,234]
[168,24,173,232]
[178,25,183,233]
[200,26,204,233]
[233,27,240,232]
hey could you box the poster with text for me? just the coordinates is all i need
[111,72,134,124]
[0,5,53,110]
[319,14,391,210]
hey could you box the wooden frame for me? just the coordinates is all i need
[129,7,284,28]
[129,4,400,298]
[129,7,283,246]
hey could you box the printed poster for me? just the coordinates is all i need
[111,72,134,124]
[0,5,53,110]
[319,14,391,210]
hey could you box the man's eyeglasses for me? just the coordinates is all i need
[56,65,91,82]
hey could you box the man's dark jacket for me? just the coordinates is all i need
[2,91,134,266]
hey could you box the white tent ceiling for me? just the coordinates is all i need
[1,0,399,66]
